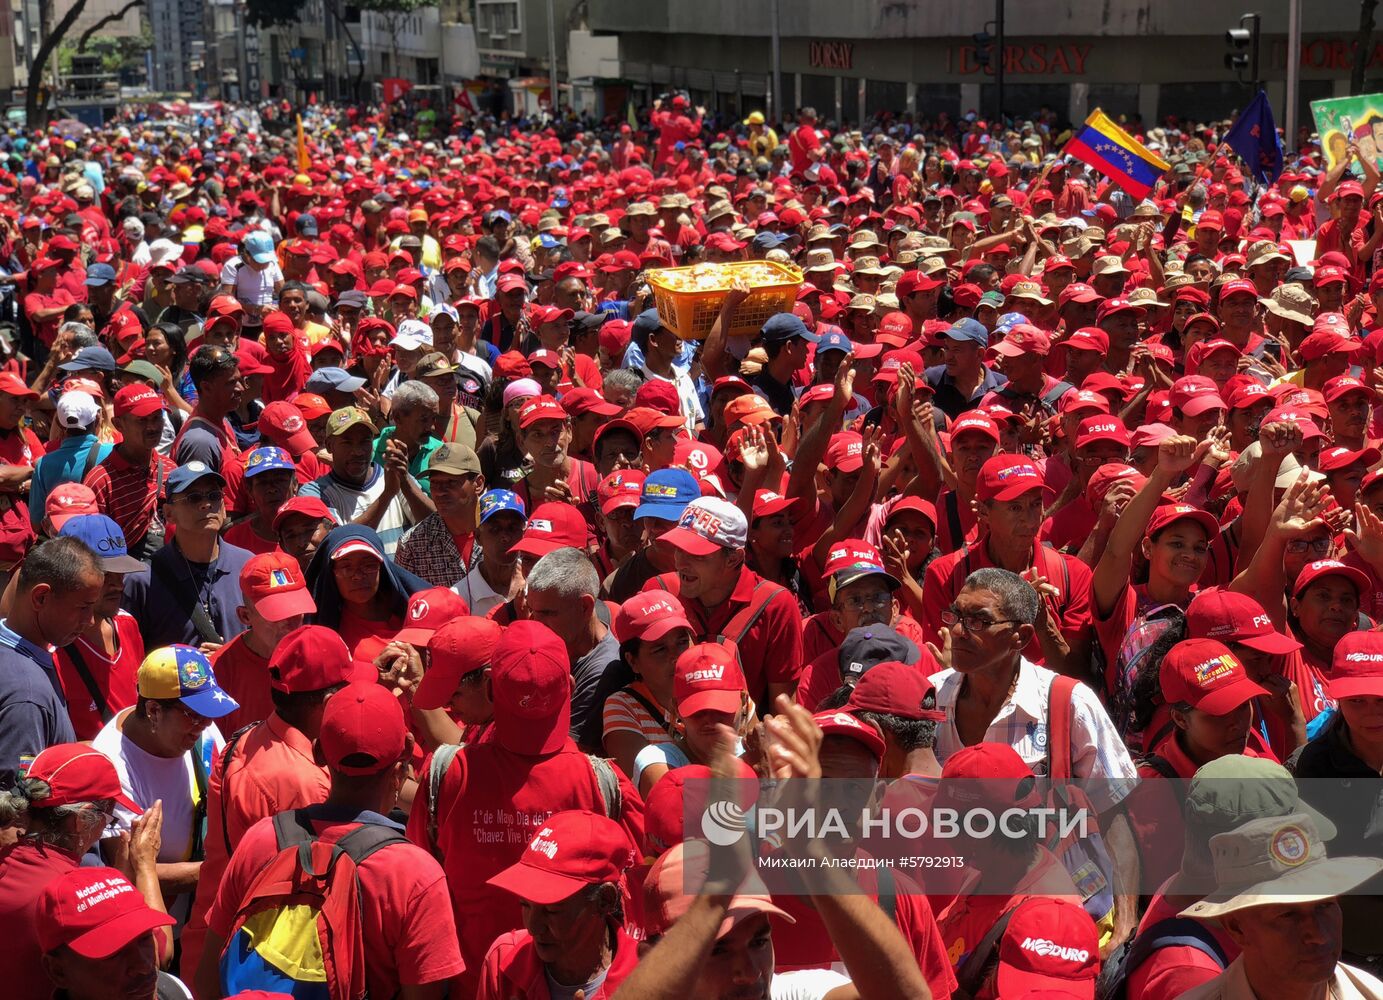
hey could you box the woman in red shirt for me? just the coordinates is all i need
[304,525,428,659]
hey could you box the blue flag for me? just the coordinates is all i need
[1224,90,1284,185]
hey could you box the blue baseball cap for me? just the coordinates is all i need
[994,312,1031,336]
[59,345,116,373]
[84,263,117,287]
[479,489,526,524]
[816,331,854,355]
[485,209,513,227]
[137,644,239,719]
[761,312,819,344]
[295,213,319,237]
[752,231,791,250]
[304,367,367,394]
[632,308,665,340]
[243,230,277,265]
[944,317,990,347]
[634,469,701,521]
[166,461,227,496]
[59,514,146,572]
[536,233,562,250]
[243,445,296,478]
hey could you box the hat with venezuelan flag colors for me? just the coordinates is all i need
[137,645,239,718]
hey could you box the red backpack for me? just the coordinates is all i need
[217,808,408,1000]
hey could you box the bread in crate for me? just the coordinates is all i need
[647,261,803,340]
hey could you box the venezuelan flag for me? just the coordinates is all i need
[1063,109,1170,200]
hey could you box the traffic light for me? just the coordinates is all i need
[973,30,993,70]
[1225,12,1261,85]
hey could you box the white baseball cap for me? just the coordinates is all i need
[56,390,101,431]
[390,318,434,351]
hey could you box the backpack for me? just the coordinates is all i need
[217,807,409,1000]
[1096,601,1183,739]
[1094,916,1229,1000]
[424,746,623,850]
[1045,675,1118,940]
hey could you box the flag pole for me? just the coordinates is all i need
[1285,0,1301,152]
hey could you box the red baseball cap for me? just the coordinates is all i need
[885,496,938,531]
[614,592,694,644]
[24,743,141,814]
[751,489,795,519]
[643,840,793,939]
[1293,558,1371,598]
[1160,638,1268,715]
[845,661,944,721]
[46,483,99,530]
[415,617,504,710]
[268,624,361,693]
[1058,388,1111,416]
[259,400,318,457]
[1058,284,1103,308]
[1323,375,1377,403]
[1331,631,1383,699]
[976,454,1053,503]
[1318,445,1382,473]
[939,742,1040,809]
[490,620,572,755]
[1168,375,1227,416]
[1197,210,1225,231]
[674,643,747,716]
[487,808,635,904]
[318,681,408,776]
[1075,415,1131,450]
[1228,382,1272,410]
[1062,327,1109,354]
[1219,278,1258,300]
[1298,331,1361,362]
[0,372,38,398]
[951,411,1001,444]
[995,897,1100,999]
[1186,589,1301,655]
[113,384,163,418]
[37,868,176,960]
[294,393,333,420]
[395,587,471,645]
[510,501,587,557]
[240,551,316,621]
[813,709,886,758]
[1096,297,1145,322]
[599,468,646,515]
[721,394,778,428]
[528,348,563,371]
[561,387,622,418]
[1145,503,1220,541]
[992,323,1051,357]
[825,431,866,473]
[625,405,685,436]
[272,496,335,534]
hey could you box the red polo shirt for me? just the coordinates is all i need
[181,712,330,982]
[207,809,465,997]
[23,288,75,346]
[413,738,646,998]
[1127,882,1239,1000]
[83,448,176,548]
[920,536,1093,668]
[477,924,640,1000]
[0,841,79,1000]
[642,567,805,706]
[209,632,276,737]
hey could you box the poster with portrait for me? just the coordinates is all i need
[1312,94,1383,170]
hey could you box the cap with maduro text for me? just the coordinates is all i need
[994,896,1100,999]
[1330,630,1383,699]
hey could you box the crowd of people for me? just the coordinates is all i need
[0,95,1382,999]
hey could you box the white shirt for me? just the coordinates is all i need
[771,969,852,1000]
[639,363,705,433]
[929,657,1139,813]
[1181,955,1383,1000]
[92,708,225,864]
[220,256,283,308]
[452,562,507,618]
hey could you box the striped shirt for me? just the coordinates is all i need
[83,448,176,546]
[300,465,416,556]
[602,683,670,745]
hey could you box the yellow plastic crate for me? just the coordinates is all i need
[647,261,804,341]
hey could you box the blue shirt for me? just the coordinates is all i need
[923,364,1009,421]
[0,619,75,788]
[122,540,253,649]
[30,435,115,527]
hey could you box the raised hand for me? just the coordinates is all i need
[1156,434,1201,475]
[1346,502,1383,568]
[1270,472,1330,538]
[924,625,953,672]
[1259,419,1304,461]
[762,696,824,781]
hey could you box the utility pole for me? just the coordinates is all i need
[1285,0,1300,150]
[995,0,1005,124]
[546,0,559,115]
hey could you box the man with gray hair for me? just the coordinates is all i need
[524,545,627,752]
[928,565,1143,950]
[373,379,443,486]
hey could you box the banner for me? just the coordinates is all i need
[295,115,310,174]
[1311,93,1383,170]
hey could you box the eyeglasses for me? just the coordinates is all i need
[941,608,1018,634]
[178,489,225,506]
[160,699,209,726]
[836,593,893,613]
[86,798,117,822]
[1285,538,1333,555]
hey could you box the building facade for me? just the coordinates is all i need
[147,0,207,91]
[584,0,1377,128]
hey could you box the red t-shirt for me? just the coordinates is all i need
[207,811,465,997]
[181,712,331,982]
[642,568,805,706]
[222,518,282,555]
[54,610,144,740]
[24,289,75,346]
[1126,882,1238,1000]
[209,632,276,738]
[0,424,43,472]
[412,738,646,998]
[0,841,79,999]
[477,926,640,1000]
[796,636,939,713]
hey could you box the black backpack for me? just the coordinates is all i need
[1094,916,1229,1000]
